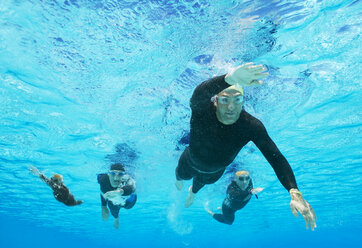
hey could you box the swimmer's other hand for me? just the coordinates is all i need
[289,188,317,231]
[104,190,121,199]
[225,62,268,86]
[251,187,264,194]
[29,165,41,177]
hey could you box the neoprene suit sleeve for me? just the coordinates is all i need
[251,118,298,191]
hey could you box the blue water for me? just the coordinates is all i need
[0,0,361,247]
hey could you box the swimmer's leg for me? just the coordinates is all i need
[107,201,121,229]
[114,218,120,229]
[186,169,225,208]
[175,149,193,190]
[101,206,109,221]
[184,176,207,207]
[213,205,235,225]
[108,201,121,219]
[175,180,183,191]
[185,185,195,208]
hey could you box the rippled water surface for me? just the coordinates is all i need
[0,0,361,247]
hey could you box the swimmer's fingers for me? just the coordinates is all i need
[226,63,267,86]
[247,80,263,86]
[246,65,266,73]
[254,72,269,79]
[290,201,299,218]
[304,205,317,231]
[238,62,254,69]
[302,210,314,231]
[29,165,40,176]
[251,187,264,194]
[303,202,317,231]
[104,192,115,198]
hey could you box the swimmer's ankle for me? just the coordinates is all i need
[185,186,195,208]
[114,218,120,229]
[175,180,183,190]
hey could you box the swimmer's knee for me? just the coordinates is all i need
[225,219,234,225]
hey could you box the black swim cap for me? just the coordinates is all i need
[110,163,125,171]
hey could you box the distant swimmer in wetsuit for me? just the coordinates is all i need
[29,165,83,206]
[205,171,263,225]
[97,163,137,229]
[175,63,316,230]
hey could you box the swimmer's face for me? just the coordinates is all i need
[214,89,243,125]
[235,173,250,190]
[108,170,126,187]
[51,177,63,185]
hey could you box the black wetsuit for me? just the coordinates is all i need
[40,175,83,206]
[98,174,137,218]
[213,180,253,225]
[176,75,298,193]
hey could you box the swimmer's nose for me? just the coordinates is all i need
[228,101,235,110]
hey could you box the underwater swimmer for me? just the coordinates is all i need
[97,163,137,229]
[29,165,83,206]
[175,63,316,230]
[206,171,263,225]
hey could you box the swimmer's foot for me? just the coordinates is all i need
[185,186,195,208]
[114,218,120,229]
[175,180,183,191]
[101,206,109,221]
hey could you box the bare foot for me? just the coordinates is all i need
[114,218,120,229]
[185,186,195,208]
[175,180,183,190]
[101,206,109,221]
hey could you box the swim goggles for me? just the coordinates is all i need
[217,95,243,105]
[238,175,250,181]
[108,170,125,177]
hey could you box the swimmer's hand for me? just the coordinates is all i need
[206,209,214,216]
[289,188,317,231]
[251,187,264,194]
[225,62,268,86]
[29,165,41,177]
[103,189,124,199]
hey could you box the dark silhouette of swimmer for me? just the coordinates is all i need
[29,166,83,206]
[206,171,263,225]
[97,163,137,229]
[175,63,316,230]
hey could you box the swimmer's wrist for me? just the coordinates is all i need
[289,188,302,196]
[224,74,236,85]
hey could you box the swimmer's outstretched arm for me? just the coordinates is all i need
[29,165,51,185]
[289,189,317,231]
[122,177,136,195]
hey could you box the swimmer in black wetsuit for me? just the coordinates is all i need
[206,171,263,225]
[29,166,83,206]
[175,63,316,230]
[97,163,137,229]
